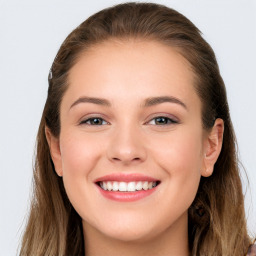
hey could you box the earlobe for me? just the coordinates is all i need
[201,118,224,177]
[45,126,63,177]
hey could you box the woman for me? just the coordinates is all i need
[20,2,255,255]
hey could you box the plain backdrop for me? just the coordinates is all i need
[0,0,255,255]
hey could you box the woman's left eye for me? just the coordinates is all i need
[80,117,108,125]
[148,116,178,125]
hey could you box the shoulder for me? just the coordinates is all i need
[247,244,256,256]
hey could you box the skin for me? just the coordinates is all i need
[46,40,224,256]
[248,245,256,255]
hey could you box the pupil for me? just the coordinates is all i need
[156,117,167,124]
[92,118,101,125]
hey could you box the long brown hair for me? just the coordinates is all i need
[20,2,253,255]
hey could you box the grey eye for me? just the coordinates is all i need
[81,118,107,125]
[148,117,177,125]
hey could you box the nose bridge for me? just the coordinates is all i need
[107,120,147,164]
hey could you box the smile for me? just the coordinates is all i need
[99,181,158,192]
[94,173,160,202]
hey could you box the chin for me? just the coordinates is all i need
[82,213,162,243]
[101,224,158,243]
[89,212,178,244]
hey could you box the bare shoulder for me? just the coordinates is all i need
[247,244,256,256]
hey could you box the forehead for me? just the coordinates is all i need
[63,39,200,111]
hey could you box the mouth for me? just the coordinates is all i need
[96,180,160,192]
[94,173,161,202]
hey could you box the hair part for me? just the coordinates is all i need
[20,2,252,255]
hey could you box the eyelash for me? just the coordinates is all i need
[147,116,178,125]
[79,116,178,126]
[80,117,108,126]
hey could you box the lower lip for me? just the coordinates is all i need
[96,185,158,202]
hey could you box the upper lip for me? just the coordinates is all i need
[94,173,159,183]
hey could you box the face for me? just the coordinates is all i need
[48,40,221,243]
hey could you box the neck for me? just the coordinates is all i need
[83,212,190,256]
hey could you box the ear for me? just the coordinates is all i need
[45,126,63,176]
[201,118,224,177]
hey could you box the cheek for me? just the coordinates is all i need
[60,131,103,175]
[59,131,103,208]
[152,128,203,171]
[149,128,203,203]
[58,130,110,227]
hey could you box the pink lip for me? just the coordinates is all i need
[96,187,158,202]
[94,173,160,202]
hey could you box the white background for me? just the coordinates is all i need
[0,0,255,255]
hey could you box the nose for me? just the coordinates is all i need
[107,125,147,165]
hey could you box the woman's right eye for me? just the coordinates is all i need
[80,117,108,126]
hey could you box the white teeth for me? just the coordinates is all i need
[107,181,112,191]
[142,181,149,190]
[99,181,158,192]
[103,182,107,190]
[119,182,127,192]
[127,182,136,192]
[112,181,119,191]
[135,181,143,191]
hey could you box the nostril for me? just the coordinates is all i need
[111,157,141,162]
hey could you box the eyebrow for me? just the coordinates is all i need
[69,96,187,110]
[143,96,187,109]
[70,97,111,109]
